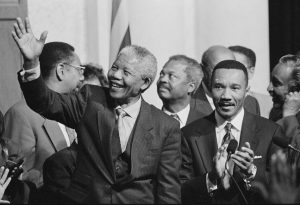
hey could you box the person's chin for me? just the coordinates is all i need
[216,107,238,120]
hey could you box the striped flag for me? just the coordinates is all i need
[109,0,131,67]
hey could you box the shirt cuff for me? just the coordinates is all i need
[206,173,218,194]
[19,64,41,82]
[243,164,257,190]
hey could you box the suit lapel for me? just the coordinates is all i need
[43,120,67,152]
[194,113,218,173]
[96,107,115,183]
[191,84,213,115]
[239,111,258,151]
[130,100,154,176]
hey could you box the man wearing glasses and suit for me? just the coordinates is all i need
[3,41,83,196]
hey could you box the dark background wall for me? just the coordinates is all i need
[269,0,300,69]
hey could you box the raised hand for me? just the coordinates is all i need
[253,150,298,203]
[283,91,300,117]
[11,17,48,68]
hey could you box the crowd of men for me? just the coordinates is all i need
[0,17,299,204]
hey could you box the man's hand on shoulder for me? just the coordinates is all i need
[12,17,48,69]
[283,91,300,117]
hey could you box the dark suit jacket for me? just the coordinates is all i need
[277,112,300,166]
[190,84,261,117]
[180,111,283,204]
[38,142,78,205]
[3,100,68,188]
[19,76,181,204]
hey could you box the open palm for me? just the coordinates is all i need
[12,17,47,61]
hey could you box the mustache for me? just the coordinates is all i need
[157,83,171,90]
[218,101,235,106]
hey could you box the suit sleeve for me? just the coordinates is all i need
[19,75,88,128]
[3,106,42,187]
[277,116,300,165]
[180,131,194,184]
[156,122,181,204]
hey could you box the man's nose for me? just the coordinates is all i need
[267,82,273,93]
[221,88,231,99]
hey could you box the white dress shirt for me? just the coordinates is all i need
[162,104,190,128]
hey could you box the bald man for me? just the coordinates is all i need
[190,45,260,116]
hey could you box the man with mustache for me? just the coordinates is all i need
[12,17,181,204]
[181,60,283,204]
[191,45,260,117]
[157,55,205,128]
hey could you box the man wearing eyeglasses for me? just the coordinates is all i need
[13,17,181,204]
[3,40,84,202]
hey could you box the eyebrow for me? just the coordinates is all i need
[271,76,282,84]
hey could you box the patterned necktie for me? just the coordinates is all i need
[116,108,127,152]
[222,122,235,176]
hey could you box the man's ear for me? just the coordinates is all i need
[140,77,152,93]
[248,66,255,78]
[56,63,64,81]
[187,82,196,95]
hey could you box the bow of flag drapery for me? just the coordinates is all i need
[109,0,131,67]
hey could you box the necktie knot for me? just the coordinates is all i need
[222,122,234,145]
[116,107,126,118]
[225,122,232,134]
[170,113,180,122]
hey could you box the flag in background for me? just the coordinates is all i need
[109,0,131,67]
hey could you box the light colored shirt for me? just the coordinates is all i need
[57,122,72,147]
[162,104,190,128]
[115,98,141,152]
[215,108,244,148]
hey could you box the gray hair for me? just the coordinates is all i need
[119,45,157,85]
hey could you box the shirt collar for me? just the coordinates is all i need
[115,97,141,119]
[215,108,244,132]
[162,104,190,124]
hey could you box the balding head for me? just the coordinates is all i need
[201,45,235,91]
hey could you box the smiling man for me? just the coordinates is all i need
[13,17,181,204]
[181,60,284,204]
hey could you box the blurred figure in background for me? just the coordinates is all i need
[229,45,272,118]
[268,54,300,166]
[82,63,109,87]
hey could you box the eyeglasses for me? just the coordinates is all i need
[63,63,85,74]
